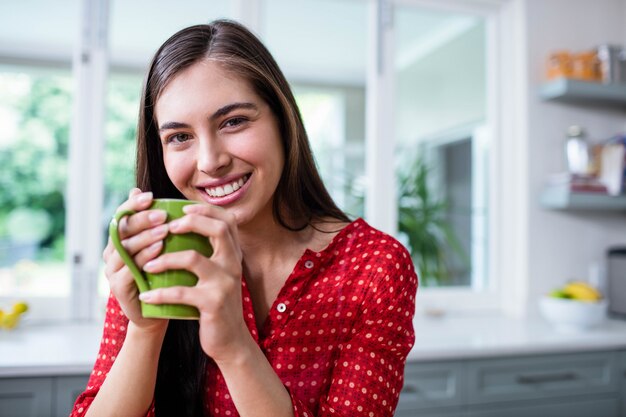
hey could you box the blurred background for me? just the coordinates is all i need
[0,0,625,325]
[2,1,626,416]
[0,0,491,322]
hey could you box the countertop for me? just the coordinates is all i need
[1,316,626,377]
[407,315,626,361]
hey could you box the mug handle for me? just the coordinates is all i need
[108,209,150,293]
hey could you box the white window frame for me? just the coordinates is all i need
[367,0,527,316]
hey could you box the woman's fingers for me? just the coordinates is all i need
[169,204,241,264]
[143,249,212,277]
[120,221,168,255]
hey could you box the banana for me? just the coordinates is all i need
[0,302,29,330]
[1,313,19,329]
[563,281,602,302]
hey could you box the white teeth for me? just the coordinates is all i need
[205,175,248,198]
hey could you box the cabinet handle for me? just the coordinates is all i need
[516,371,578,384]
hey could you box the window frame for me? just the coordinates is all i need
[368,0,525,315]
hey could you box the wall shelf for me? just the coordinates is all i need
[539,78,626,107]
[541,187,626,210]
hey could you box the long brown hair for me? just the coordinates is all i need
[137,20,349,230]
[135,20,349,416]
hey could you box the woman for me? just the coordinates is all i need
[73,19,417,417]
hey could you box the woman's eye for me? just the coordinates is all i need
[223,117,247,129]
[165,133,191,144]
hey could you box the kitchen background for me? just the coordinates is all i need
[0,0,626,416]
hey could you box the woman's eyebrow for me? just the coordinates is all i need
[211,102,258,119]
[159,121,191,132]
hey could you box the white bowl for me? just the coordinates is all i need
[539,296,608,333]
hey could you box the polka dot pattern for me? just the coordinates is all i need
[71,218,418,417]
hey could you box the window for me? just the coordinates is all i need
[393,6,488,290]
[0,67,73,316]
[1,0,509,322]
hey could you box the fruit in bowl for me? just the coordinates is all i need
[539,282,607,333]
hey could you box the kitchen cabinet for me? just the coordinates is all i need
[397,349,624,417]
[0,374,88,417]
[621,351,626,416]
[395,360,466,417]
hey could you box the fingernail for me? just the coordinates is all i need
[139,291,155,301]
[144,259,160,271]
[183,204,199,213]
[169,219,181,230]
[148,241,163,252]
[151,224,168,236]
[148,210,166,224]
[138,192,153,203]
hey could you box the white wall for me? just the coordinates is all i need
[524,0,626,317]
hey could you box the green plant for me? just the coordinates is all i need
[397,155,469,286]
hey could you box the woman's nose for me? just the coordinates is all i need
[197,137,231,175]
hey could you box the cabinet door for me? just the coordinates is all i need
[55,375,89,417]
[0,377,52,417]
[620,351,626,417]
[466,396,619,417]
[467,350,618,405]
[397,360,466,413]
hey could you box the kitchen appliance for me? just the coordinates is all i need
[606,247,626,317]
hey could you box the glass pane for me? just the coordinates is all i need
[0,67,72,297]
[110,0,236,68]
[0,0,79,56]
[394,6,488,288]
[263,0,367,218]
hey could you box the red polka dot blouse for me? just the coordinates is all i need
[72,218,418,417]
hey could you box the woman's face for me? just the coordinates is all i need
[154,60,285,227]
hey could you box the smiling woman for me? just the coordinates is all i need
[156,62,285,227]
[72,20,417,417]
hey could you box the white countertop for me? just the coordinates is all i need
[0,321,103,377]
[1,316,625,377]
[408,315,626,361]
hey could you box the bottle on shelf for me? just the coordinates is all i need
[565,125,591,176]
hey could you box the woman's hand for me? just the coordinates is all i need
[138,203,252,362]
[102,188,169,333]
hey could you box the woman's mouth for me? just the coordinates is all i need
[203,174,250,198]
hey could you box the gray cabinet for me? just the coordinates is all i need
[398,349,625,417]
[621,351,626,417]
[0,378,52,417]
[55,375,90,417]
[0,374,88,417]
[396,360,466,417]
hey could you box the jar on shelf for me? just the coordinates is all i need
[596,44,626,84]
[565,125,591,176]
[546,51,573,80]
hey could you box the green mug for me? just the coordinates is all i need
[108,198,213,319]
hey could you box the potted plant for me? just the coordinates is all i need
[397,155,469,286]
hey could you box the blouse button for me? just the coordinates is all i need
[304,260,314,269]
[277,303,287,313]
